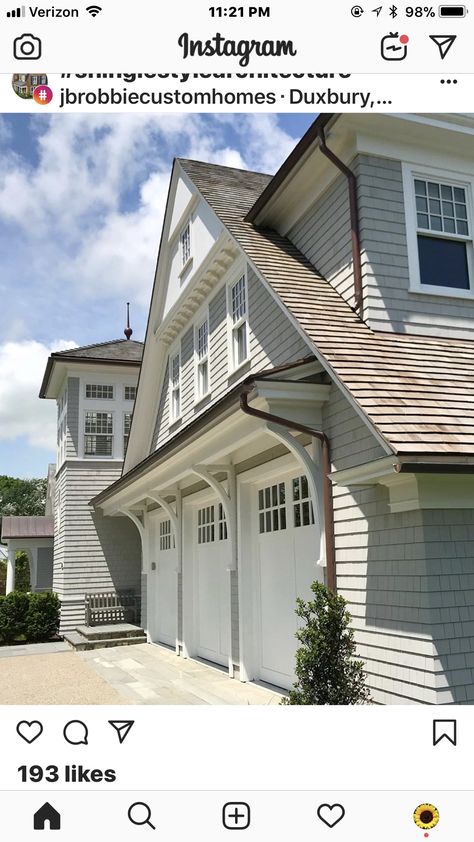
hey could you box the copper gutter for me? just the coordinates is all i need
[240,382,336,592]
[315,125,363,313]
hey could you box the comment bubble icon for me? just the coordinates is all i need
[63,720,89,746]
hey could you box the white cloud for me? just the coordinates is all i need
[0,339,77,449]
[0,114,298,326]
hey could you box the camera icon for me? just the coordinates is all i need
[13,33,42,60]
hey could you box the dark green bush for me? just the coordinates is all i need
[0,591,60,644]
[25,592,60,642]
[281,581,371,705]
[0,591,29,643]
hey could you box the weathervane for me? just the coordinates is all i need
[124,302,133,340]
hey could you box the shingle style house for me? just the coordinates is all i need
[41,112,474,704]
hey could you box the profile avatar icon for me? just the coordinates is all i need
[11,73,49,101]
[413,803,439,836]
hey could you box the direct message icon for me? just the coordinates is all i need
[317,803,346,828]
[433,719,457,746]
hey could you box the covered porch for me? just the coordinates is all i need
[0,516,54,594]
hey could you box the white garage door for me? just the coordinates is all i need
[255,473,324,689]
[151,518,177,648]
[194,502,230,667]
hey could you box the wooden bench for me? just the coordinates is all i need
[84,590,141,626]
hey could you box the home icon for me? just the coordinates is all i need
[33,802,61,830]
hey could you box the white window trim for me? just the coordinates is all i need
[83,409,114,459]
[84,383,114,400]
[226,266,250,375]
[402,161,474,300]
[179,220,193,277]
[194,306,211,405]
[168,343,182,425]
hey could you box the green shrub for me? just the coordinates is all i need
[0,591,29,643]
[25,592,60,642]
[281,581,371,705]
[0,591,60,644]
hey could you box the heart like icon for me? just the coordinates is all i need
[317,803,346,828]
[16,720,43,744]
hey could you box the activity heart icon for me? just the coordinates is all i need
[317,803,345,828]
[16,720,43,744]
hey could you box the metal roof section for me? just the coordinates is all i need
[1,516,55,540]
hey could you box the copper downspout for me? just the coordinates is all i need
[316,125,363,313]
[240,383,336,592]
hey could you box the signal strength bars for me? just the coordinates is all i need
[7,5,26,15]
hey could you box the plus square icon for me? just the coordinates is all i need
[222,802,251,830]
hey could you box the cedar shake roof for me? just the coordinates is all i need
[40,339,143,399]
[1,516,54,540]
[180,158,474,456]
[53,339,143,362]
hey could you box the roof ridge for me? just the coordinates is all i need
[54,338,143,356]
[178,157,273,180]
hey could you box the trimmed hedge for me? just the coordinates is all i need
[0,591,60,644]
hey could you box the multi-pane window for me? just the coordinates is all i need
[258,483,286,534]
[293,475,315,528]
[414,178,471,290]
[124,385,137,401]
[123,412,132,456]
[84,411,113,456]
[180,222,191,266]
[170,352,181,421]
[230,275,248,368]
[196,317,209,398]
[159,519,175,551]
[198,505,215,544]
[218,503,228,541]
[85,384,114,399]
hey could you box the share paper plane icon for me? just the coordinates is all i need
[429,34,457,59]
[108,720,135,744]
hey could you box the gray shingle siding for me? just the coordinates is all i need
[324,384,474,704]
[53,462,142,632]
[150,266,311,454]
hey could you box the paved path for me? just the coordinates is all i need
[0,642,283,705]
[80,643,284,705]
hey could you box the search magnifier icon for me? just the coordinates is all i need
[128,802,156,830]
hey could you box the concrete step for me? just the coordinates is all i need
[63,624,146,652]
[75,623,145,642]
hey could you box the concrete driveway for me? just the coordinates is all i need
[0,642,284,705]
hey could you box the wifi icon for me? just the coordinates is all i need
[86,4,102,16]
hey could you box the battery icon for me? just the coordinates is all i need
[439,5,467,15]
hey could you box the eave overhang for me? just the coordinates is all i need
[40,354,142,400]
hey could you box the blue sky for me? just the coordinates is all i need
[0,112,315,479]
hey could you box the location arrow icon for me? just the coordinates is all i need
[108,720,135,744]
[429,34,457,59]
[372,5,383,14]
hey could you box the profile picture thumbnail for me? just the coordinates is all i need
[12,73,48,100]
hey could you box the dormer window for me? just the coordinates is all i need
[404,164,474,297]
[180,222,191,267]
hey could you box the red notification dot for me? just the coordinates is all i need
[424,834,429,838]
[400,34,409,44]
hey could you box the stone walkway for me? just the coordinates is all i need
[0,641,284,705]
[80,643,284,705]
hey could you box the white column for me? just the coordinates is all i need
[6,545,15,594]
